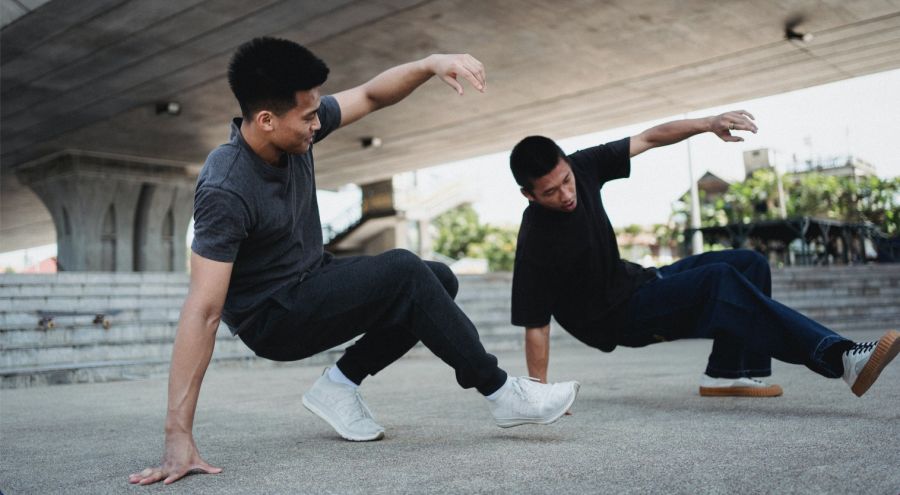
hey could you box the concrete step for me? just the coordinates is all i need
[0,272,189,284]
[783,305,900,319]
[772,266,900,278]
[1,320,184,349]
[1,332,246,368]
[0,283,188,298]
[0,348,343,389]
[820,319,897,333]
[0,307,182,331]
[0,295,186,312]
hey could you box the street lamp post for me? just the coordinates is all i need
[687,138,704,254]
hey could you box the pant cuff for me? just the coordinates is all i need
[705,366,772,379]
[811,335,850,378]
[477,369,508,396]
[335,354,368,385]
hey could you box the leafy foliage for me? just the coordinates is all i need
[672,170,899,235]
[432,204,519,271]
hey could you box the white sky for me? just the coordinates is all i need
[3,69,899,269]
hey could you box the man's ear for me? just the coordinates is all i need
[520,187,535,202]
[254,110,275,131]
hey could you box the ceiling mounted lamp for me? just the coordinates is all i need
[785,15,813,43]
[155,101,181,116]
[360,136,382,149]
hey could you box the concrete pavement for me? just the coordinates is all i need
[2,331,898,494]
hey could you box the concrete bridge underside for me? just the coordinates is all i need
[3,0,900,252]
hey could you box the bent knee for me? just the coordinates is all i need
[734,249,768,268]
[381,249,424,269]
[426,261,459,298]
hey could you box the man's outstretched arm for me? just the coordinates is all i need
[128,253,232,486]
[629,110,758,157]
[525,324,551,383]
[333,53,486,128]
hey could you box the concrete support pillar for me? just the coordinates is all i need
[418,219,433,259]
[361,179,395,216]
[15,151,197,272]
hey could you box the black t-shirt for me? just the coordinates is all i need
[510,137,657,350]
[191,96,342,334]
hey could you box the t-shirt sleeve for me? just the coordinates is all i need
[567,136,631,186]
[313,95,342,143]
[511,256,556,328]
[191,186,251,262]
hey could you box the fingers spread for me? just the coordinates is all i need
[129,467,154,484]
[138,470,166,485]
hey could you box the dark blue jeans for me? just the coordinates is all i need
[620,250,849,378]
[238,249,507,395]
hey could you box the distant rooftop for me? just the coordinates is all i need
[744,148,878,178]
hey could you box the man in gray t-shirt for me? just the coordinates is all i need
[131,37,580,487]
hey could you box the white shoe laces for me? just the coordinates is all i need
[510,377,543,405]
[333,389,374,423]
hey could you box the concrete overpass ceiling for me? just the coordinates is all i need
[2,0,900,251]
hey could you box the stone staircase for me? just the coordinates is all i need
[2,264,898,388]
[770,265,900,333]
[1,273,305,388]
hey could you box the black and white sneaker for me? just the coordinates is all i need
[842,330,900,397]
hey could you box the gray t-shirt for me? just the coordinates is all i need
[191,95,341,334]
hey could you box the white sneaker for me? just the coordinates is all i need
[490,377,579,428]
[302,369,385,441]
[699,374,783,397]
[842,330,900,397]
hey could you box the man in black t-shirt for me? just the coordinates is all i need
[509,110,899,402]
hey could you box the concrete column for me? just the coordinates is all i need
[15,151,197,272]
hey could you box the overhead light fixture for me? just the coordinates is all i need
[786,27,813,43]
[360,136,382,149]
[785,15,813,43]
[155,101,181,116]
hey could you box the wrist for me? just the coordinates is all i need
[702,116,715,133]
[421,54,438,75]
[165,417,192,436]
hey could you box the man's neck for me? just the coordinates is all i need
[239,120,283,166]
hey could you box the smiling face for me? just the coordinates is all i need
[521,157,578,213]
[267,88,322,155]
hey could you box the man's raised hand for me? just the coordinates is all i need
[428,53,486,95]
[709,110,758,142]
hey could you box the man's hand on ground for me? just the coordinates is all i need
[128,433,222,486]
[427,54,486,95]
[708,110,758,142]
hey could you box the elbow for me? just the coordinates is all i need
[204,312,222,331]
[182,297,224,334]
[637,132,661,148]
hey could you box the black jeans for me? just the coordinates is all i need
[620,250,849,378]
[239,249,507,395]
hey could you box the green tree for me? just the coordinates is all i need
[432,204,519,271]
[671,170,899,235]
[467,226,518,272]
[432,204,484,260]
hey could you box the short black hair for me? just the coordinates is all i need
[227,37,330,120]
[509,135,567,191]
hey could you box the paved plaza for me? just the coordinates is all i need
[2,331,898,494]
